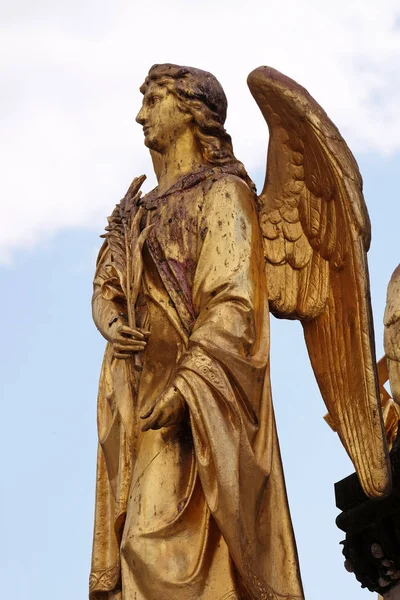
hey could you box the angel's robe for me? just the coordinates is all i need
[89,166,304,600]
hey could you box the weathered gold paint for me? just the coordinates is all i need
[385,265,400,408]
[376,356,400,451]
[89,64,390,599]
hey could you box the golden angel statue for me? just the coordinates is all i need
[89,64,391,600]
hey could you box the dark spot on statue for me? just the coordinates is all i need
[243,342,252,357]
[200,226,208,240]
[168,218,173,223]
[198,204,203,212]
[211,284,227,299]
[177,498,187,513]
[203,179,213,194]
[240,216,247,237]
[225,192,231,199]
[218,220,223,228]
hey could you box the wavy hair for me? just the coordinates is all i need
[140,64,255,191]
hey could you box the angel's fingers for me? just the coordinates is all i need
[113,343,146,352]
[114,337,146,348]
[139,328,151,337]
[140,404,155,420]
[113,352,131,360]
[141,412,163,432]
[118,325,145,339]
[114,337,146,346]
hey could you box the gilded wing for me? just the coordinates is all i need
[247,66,391,498]
[384,264,400,405]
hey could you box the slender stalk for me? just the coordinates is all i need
[101,175,153,390]
[124,221,135,329]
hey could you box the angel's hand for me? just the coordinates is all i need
[140,386,186,431]
[110,323,150,360]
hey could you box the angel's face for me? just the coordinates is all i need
[136,82,192,153]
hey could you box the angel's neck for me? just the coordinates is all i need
[150,132,204,195]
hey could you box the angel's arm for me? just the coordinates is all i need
[92,243,126,340]
[92,244,146,357]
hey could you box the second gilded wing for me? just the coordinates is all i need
[248,66,390,498]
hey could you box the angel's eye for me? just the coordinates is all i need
[147,95,160,107]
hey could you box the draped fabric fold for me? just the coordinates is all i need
[90,168,304,600]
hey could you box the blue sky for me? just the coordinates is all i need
[2,1,400,599]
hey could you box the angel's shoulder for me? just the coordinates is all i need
[202,173,256,217]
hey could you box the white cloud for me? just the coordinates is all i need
[1,0,399,263]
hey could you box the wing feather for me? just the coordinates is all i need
[248,66,390,497]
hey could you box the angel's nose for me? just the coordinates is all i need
[136,106,146,125]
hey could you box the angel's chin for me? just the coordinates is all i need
[143,134,162,153]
